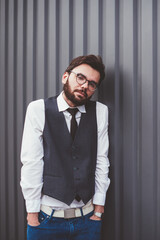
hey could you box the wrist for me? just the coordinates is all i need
[94,204,104,213]
[27,212,40,227]
[27,212,39,221]
[27,212,39,216]
[94,212,103,218]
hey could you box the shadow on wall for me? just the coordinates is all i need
[98,69,115,240]
[98,68,123,240]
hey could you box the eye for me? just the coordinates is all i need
[89,81,97,89]
[77,74,85,81]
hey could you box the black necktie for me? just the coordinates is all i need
[67,108,81,202]
[67,108,78,140]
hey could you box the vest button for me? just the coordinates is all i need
[73,156,77,160]
[73,167,79,170]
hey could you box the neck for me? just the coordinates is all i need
[62,92,76,107]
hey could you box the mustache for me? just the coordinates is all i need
[74,89,88,98]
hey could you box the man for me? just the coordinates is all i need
[20,54,110,240]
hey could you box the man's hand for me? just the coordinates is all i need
[89,214,102,221]
[89,205,104,221]
[27,212,40,226]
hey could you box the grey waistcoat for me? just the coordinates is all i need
[42,96,97,205]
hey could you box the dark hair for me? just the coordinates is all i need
[65,55,105,85]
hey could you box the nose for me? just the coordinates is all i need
[81,81,89,89]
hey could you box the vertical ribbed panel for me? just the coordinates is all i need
[157,1,160,239]
[0,1,160,240]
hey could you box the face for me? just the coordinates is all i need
[62,64,100,107]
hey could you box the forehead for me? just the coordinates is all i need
[72,64,100,83]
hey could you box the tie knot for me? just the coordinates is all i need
[67,108,78,116]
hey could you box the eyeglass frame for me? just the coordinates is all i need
[69,71,98,92]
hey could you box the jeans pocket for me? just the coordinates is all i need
[27,211,49,228]
[86,215,102,238]
[87,211,102,223]
[88,218,102,223]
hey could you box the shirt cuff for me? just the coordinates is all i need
[92,192,106,206]
[26,199,41,213]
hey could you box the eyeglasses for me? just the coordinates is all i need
[70,71,98,92]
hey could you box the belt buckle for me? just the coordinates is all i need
[64,209,76,219]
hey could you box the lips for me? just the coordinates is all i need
[75,90,87,98]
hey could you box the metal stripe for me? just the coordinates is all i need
[56,0,60,94]
[114,1,123,240]
[44,0,49,98]
[83,0,88,54]
[152,0,158,239]
[33,0,37,100]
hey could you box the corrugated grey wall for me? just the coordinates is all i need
[0,0,160,240]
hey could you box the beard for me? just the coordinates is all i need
[63,79,92,106]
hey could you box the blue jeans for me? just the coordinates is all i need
[27,210,102,240]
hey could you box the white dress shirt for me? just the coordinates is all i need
[20,92,110,212]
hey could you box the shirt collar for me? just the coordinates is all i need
[57,92,86,113]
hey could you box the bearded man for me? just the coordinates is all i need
[20,55,110,240]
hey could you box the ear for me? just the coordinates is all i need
[62,72,69,84]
